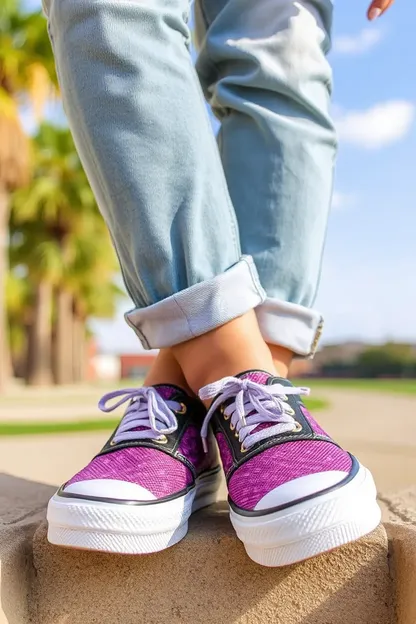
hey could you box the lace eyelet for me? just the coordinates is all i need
[234,432,239,439]
[175,403,187,415]
[287,407,296,416]
[240,443,248,453]
[230,422,235,431]
[153,434,168,444]
[292,421,302,433]
[109,439,117,447]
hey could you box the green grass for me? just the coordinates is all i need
[0,418,119,437]
[295,378,416,396]
[0,396,328,437]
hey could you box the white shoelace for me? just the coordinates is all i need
[199,377,310,452]
[99,387,181,444]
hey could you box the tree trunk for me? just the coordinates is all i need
[54,288,74,385]
[26,281,53,386]
[72,313,86,383]
[0,187,11,392]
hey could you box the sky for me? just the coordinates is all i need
[27,0,416,352]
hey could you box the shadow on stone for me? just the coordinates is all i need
[0,473,56,624]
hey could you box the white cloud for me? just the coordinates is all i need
[333,28,383,55]
[332,192,356,212]
[335,101,415,149]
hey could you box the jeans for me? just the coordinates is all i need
[43,0,336,356]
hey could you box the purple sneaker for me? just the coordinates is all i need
[200,371,380,567]
[47,385,220,554]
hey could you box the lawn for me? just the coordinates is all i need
[0,397,328,436]
[295,378,416,396]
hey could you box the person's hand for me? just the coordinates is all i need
[367,0,395,20]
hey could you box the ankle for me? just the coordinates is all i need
[144,349,195,397]
[171,311,276,395]
[267,344,294,378]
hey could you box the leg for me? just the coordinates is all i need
[195,0,336,370]
[43,0,266,353]
[191,1,379,566]
[43,0,276,555]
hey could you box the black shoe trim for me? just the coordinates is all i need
[228,454,360,517]
[57,466,221,507]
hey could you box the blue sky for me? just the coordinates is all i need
[27,1,416,351]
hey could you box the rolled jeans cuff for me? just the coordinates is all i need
[125,256,266,349]
[256,298,324,358]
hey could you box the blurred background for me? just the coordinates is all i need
[0,0,414,493]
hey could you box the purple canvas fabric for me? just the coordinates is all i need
[216,432,234,474]
[300,405,329,437]
[228,440,352,510]
[177,424,215,474]
[154,385,179,401]
[240,371,271,384]
[66,446,193,497]
[65,384,210,500]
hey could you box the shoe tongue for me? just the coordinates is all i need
[237,370,273,385]
[238,370,294,388]
[153,384,187,401]
[130,384,186,436]
[237,371,294,436]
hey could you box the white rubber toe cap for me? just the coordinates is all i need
[254,471,349,511]
[64,479,157,501]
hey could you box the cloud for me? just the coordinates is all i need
[332,192,356,212]
[335,101,415,149]
[333,28,383,55]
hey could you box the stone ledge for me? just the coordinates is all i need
[0,473,393,624]
[31,515,391,624]
[386,522,416,624]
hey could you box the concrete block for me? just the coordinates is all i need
[0,474,393,624]
[33,507,391,624]
[386,522,416,624]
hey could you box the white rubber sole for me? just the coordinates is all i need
[230,463,381,567]
[47,469,221,554]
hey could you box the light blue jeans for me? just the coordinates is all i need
[43,0,336,356]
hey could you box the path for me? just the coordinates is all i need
[0,388,415,494]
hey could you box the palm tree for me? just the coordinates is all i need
[11,123,123,385]
[0,0,56,389]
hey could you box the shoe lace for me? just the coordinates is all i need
[199,377,310,452]
[98,388,181,444]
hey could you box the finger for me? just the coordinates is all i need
[367,0,394,20]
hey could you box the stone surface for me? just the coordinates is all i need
[379,488,416,525]
[386,523,416,624]
[0,473,399,624]
[0,474,56,624]
[31,509,391,624]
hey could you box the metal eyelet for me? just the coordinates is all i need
[234,432,239,439]
[292,421,302,433]
[287,407,296,416]
[240,443,248,453]
[175,403,187,415]
[152,434,168,444]
[110,439,117,447]
[230,422,235,431]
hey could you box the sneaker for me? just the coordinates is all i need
[47,385,221,554]
[200,371,381,567]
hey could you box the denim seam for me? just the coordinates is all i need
[172,295,196,339]
[242,256,266,301]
